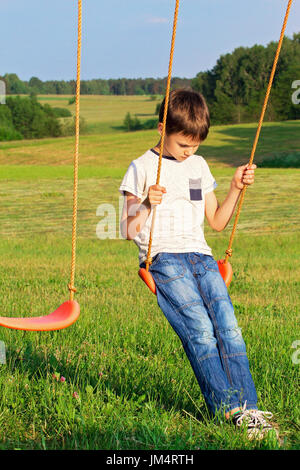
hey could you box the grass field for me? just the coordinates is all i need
[38,94,162,135]
[0,95,299,450]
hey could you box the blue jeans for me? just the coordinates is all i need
[140,252,258,415]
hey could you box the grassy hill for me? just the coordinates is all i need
[0,95,299,450]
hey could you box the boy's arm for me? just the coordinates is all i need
[205,164,256,232]
[120,185,166,240]
[205,187,241,232]
[120,193,151,240]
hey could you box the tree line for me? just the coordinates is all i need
[1,75,191,97]
[191,33,300,123]
[0,32,299,138]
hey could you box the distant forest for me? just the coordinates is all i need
[1,75,191,97]
[1,33,300,125]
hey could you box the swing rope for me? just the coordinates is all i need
[224,0,293,264]
[68,0,82,300]
[0,1,82,330]
[145,0,180,272]
[145,0,293,272]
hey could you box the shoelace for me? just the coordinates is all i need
[235,401,273,428]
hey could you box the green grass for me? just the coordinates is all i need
[0,96,299,450]
[1,119,300,168]
[260,151,300,168]
[0,233,299,450]
[0,167,299,238]
[38,94,161,135]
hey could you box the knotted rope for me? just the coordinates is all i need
[68,0,82,300]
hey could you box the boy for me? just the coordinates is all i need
[119,89,276,440]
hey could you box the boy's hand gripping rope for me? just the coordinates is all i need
[224,0,293,264]
[145,0,294,271]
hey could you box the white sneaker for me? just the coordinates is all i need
[232,402,278,440]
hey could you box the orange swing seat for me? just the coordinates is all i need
[0,300,80,331]
[139,258,233,295]
[0,1,84,332]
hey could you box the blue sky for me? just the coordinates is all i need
[0,0,299,81]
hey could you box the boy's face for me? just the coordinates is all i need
[158,123,200,162]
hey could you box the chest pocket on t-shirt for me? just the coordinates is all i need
[189,178,202,201]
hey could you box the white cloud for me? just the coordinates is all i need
[146,16,169,24]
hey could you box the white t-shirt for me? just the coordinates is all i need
[119,148,217,265]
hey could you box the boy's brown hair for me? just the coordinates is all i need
[159,88,210,142]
